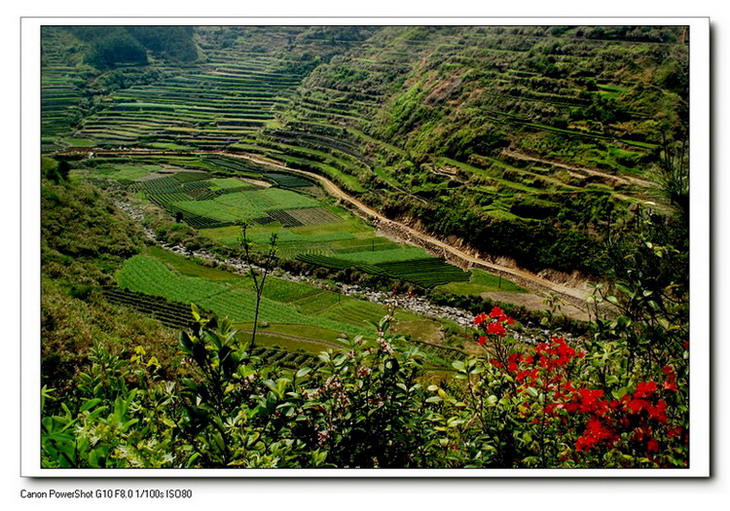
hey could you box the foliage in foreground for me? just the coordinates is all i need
[41,299,688,469]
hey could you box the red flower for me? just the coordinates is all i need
[477,335,487,346]
[575,417,617,452]
[647,400,668,423]
[667,426,683,439]
[662,368,678,392]
[663,380,678,392]
[634,381,658,399]
[489,359,503,368]
[474,313,488,325]
[647,439,660,453]
[544,403,563,415]
[507,353,522,373]
[487,321,506,337]
[626,398,651,414]
[516,368,539,383]
[577,388,605,414]
[489,306,507,320]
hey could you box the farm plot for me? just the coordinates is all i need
[102,288,202,330]
[265,209,304,227]
[171,188,320,223]
[338,247,432,265]
[374,258,471,288]
[296,250,471,288]
[112,256,465,369]
[285,207,341,226]
[296,254,390,277]
[72,43,307,150]
[246,345,320,369]
[116,255,397,337]
[263,172,315,188]
[436,268,527,295]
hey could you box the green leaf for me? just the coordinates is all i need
[80,398,102,412]
[611,387,629,400]
[452,360,466,372]
[295,367,312,379]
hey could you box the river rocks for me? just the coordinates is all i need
[114,197,564,343]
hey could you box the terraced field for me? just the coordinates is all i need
[41,28,88,151]
[42,25,681,348]
[43,27,677,265]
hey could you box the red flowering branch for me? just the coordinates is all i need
[469,311,687,467]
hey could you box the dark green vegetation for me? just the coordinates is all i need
[40,25,690,469]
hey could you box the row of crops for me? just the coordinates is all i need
[59,28,323,150]
[249,26,663,226]
[103,287,323,368]
[103,286,463,369]
[102,287,201,330]
[122,167,339,230]
[296,253,470,288]
[41,28,87,148]
[247,345,320,369]
[115,255,397,338]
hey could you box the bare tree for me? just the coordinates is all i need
[238,221,278,350]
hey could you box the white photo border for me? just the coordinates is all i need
[21,16,711,478]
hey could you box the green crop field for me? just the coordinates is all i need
[339,247,432,265]
[375,258,471,288]
[116,254,420,338]
[94,158,522,294]
[70,149,527,300]
[436,268,527,295]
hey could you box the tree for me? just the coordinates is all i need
[238,222,278,349]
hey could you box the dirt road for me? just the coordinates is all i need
[60,148,595,315]
[218,152,593,310]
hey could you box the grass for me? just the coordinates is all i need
[147,246,321,303]
[64,137,97,148]
[75,163,163,181]
[233,323,344,353]
[338,247,432,264]
[436,269,526,295]
[391,319,444,344]
[207,177,255,190]
[171,188,319,223]
[290,290,343,315]
[375,258,470,288]
[243,322,347,346]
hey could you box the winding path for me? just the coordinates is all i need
[501,149,654,189]
[219,152,592,308]
[60,148,594,313]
